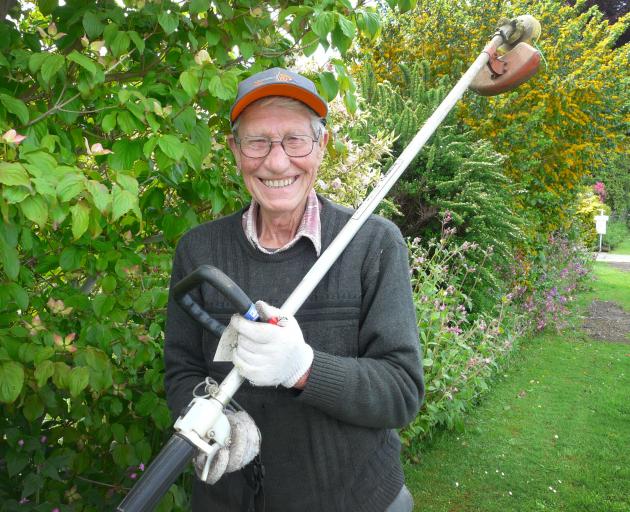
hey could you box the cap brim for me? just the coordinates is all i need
[230,83,327,122]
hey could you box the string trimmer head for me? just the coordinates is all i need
[470,15,542,96]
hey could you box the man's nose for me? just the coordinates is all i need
[264,140,291,170]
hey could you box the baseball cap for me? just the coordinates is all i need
[230,67,328,123]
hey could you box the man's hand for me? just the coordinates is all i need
[231,301,313,388]
[194,409,260,484]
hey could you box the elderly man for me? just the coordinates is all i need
[164,68,424,512]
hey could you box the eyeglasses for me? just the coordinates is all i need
[235,134,320,158]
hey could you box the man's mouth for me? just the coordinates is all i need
[261,177,298,189]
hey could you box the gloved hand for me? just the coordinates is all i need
[193,409,260,484]
[231,301,313,388]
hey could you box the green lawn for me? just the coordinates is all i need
[406,264,630,511]
[610,237,630,255]
[581,263,630,311]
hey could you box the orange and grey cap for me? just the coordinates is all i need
[230,67,328,124]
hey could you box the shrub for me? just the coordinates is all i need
[401,217,523,459]
[0,1,402,509]
[604,220,629,251]
[350,63,525,314]
[510,233,594,332]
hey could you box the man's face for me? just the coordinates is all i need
[228,102,328,219]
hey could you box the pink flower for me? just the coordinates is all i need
[2,129,27,145]
[84,137,113,155]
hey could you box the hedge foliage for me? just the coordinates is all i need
[0,1,416,509]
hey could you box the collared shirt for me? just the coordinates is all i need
[242,189,321,256]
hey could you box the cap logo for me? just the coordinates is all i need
[276,72,293,82]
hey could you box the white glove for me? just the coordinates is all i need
[193,409,261,484]
[231,301,313,388]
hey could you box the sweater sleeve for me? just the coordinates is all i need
[163,237,209,421]
[297,224,425,428]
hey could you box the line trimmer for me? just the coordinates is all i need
[118,15,542,511]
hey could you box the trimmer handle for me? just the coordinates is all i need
[173,265,259,337]
[117,434,196,512]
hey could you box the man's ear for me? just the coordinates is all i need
[320,129,329,149]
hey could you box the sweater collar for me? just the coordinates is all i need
[242,189,322,256]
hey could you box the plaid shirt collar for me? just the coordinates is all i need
[242,189,321,256]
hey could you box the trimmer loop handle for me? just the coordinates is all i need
[173,265,259,337]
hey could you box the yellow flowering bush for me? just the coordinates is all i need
[354,0,629,237]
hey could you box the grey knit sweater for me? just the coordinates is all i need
[164,196,424,512]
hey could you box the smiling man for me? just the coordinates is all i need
[164,68,424,512]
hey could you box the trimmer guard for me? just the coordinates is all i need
[470,42,541,96]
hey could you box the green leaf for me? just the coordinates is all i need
[158,135,185,161]
[116,111,137,135]
[8,283,28,309]
[28,53,48,74]
[312,11,336,38]
[83,11,104,38]
[101,111,117,133]
[356,11,381,39]
[3,186,30,205]
[67,50,97,76]
[0,239,19,280]
[57,173,85,202]
[179,69,199,98]
[38,0,56,15]
[20,196,48,226]
[6,452,29,478]
[190,0,210,13]
[158,12,179,35]
[0,94,29,124]
[0,361,24,403]
[21,472,44,499]
[301,31,320,57]
[68,366,90,397]
[111,184,138,221]
[318,71,339,101]
[71,202,90,239]
[34,360,55,388]
[135,391,158,416]
[92,294,115,317]
[128,31,145,55]
[110,31,131,58]
[0,163,30,187]
[337,15,356,38]
[101,274,117,293]
[23,394,44,421]
[116,173,139,195]
[87,180,110,213]
[41,54,65,84]
[59,246,83,271]
[331,26,352,55]
[208,70,239,101]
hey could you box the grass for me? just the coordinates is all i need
[579,263,630,311]
[405,263,630,511]
[610,237,630,255]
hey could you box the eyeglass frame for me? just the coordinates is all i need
[233,132,322,159]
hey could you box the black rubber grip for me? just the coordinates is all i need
[173,265,257,337]
[116,433,197,512]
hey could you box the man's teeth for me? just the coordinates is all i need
[262,177,296,188]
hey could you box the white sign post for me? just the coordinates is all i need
[594,209,609,252]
